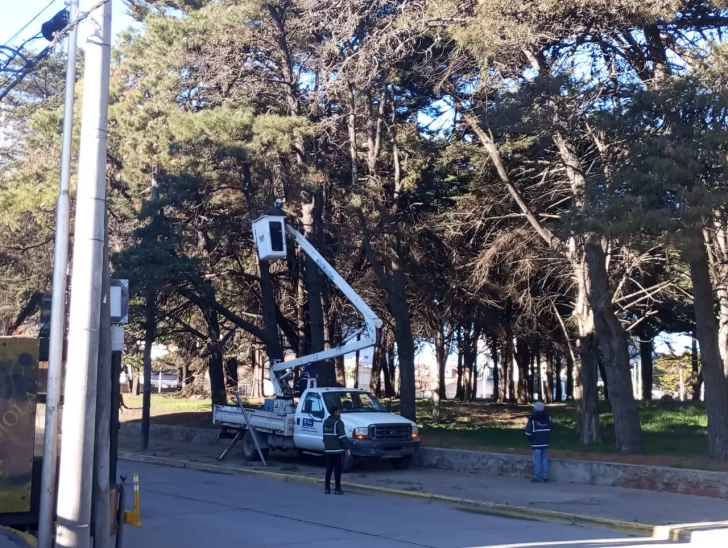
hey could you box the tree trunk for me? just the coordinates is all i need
[208,346,226,406]
[571,247,600,443]
[302,189,335,385]
[535,340,543,402]
[585,237,643,454]
[259,259,284,378]
[545,351,554,404]
[435,326,448,400]
[466,328,479,401]
[387,337,396,397]
[141,288,155,450]
[469,340,478,401]
[382,354,393,397]
[354,335,361,389]
[640,337,653,401]
[565,347,574,400]
[369,346,381,394]
[555,130,632,449]
[555,354,563,403]
[225,357,238,389]
[250,345,261,398]
[456,329,465,401]
[515,338,530,404]
[527,343,535,400]
[491,335,499,402]
[504,326,515,403]
[718,289,728,380]
[388,237,416,420]
[296,249,307,360]
[205,309,227,407]
[432,327,444,422]
[692,334,701,401]
[686,228,728,460]
[575,330,600,443]
[708,220,728,379]
[323,285,345,387]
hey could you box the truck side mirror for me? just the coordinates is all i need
[386,400,392,412]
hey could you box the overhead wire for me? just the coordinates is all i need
[0,46,52,102]
[0,0,111,103]
[1,0,59,49]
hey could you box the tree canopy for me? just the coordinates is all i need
[4,0,728,459]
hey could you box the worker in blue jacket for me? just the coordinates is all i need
[525,401,553,483]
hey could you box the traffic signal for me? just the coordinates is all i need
[41,9,69,42]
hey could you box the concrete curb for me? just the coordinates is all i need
[118,451,699,541]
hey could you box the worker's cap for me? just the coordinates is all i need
[534,401,545,412]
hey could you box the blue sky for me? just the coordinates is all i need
[1,0,135,51]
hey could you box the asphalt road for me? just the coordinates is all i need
[118,460,680,548]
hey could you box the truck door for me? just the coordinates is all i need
[293,392,326,452]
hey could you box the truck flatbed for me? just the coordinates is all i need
[212,405,294,436]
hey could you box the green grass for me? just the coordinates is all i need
[404,399,710,460]
[123,392,716,466]
[124,394,212,413]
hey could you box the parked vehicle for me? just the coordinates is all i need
[213,202,419,471]
[213,386,419,471]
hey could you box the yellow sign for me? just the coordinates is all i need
[0,338,38,514]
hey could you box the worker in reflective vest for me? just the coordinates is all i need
[323,405,348,494]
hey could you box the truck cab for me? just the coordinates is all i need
[293,387,420,470]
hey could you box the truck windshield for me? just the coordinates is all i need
[322,391,385,413]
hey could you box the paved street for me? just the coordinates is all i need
[119,460,681,548]
[118,436,728,526]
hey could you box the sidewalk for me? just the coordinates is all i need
[118,436,728,536]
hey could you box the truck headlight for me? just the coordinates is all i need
[411,426,419,439]
[354,427,369,440]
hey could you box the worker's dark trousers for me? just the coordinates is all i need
[325,452,343,490]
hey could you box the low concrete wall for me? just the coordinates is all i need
[120,422,220,445]
[416,447,728,499]
[118,423,728,499]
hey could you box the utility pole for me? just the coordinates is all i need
[38,1,80,546]
[93,215,112,548]
[56,1,112,547]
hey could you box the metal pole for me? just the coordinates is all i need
[109,341,122,485]
[56,1,112,546]
[93,217,112,548]
[38,2,80,546]
[235,393,267,465]
[114,477,126,548]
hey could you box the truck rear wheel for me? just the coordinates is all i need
[242,430,269,461]
[391,456,412,470]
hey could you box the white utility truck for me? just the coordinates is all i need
[212,202,420,471]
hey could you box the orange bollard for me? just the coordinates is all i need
[123,473,143,527]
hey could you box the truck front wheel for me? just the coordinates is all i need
[242,430,270,461]
[391,456,412,470]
